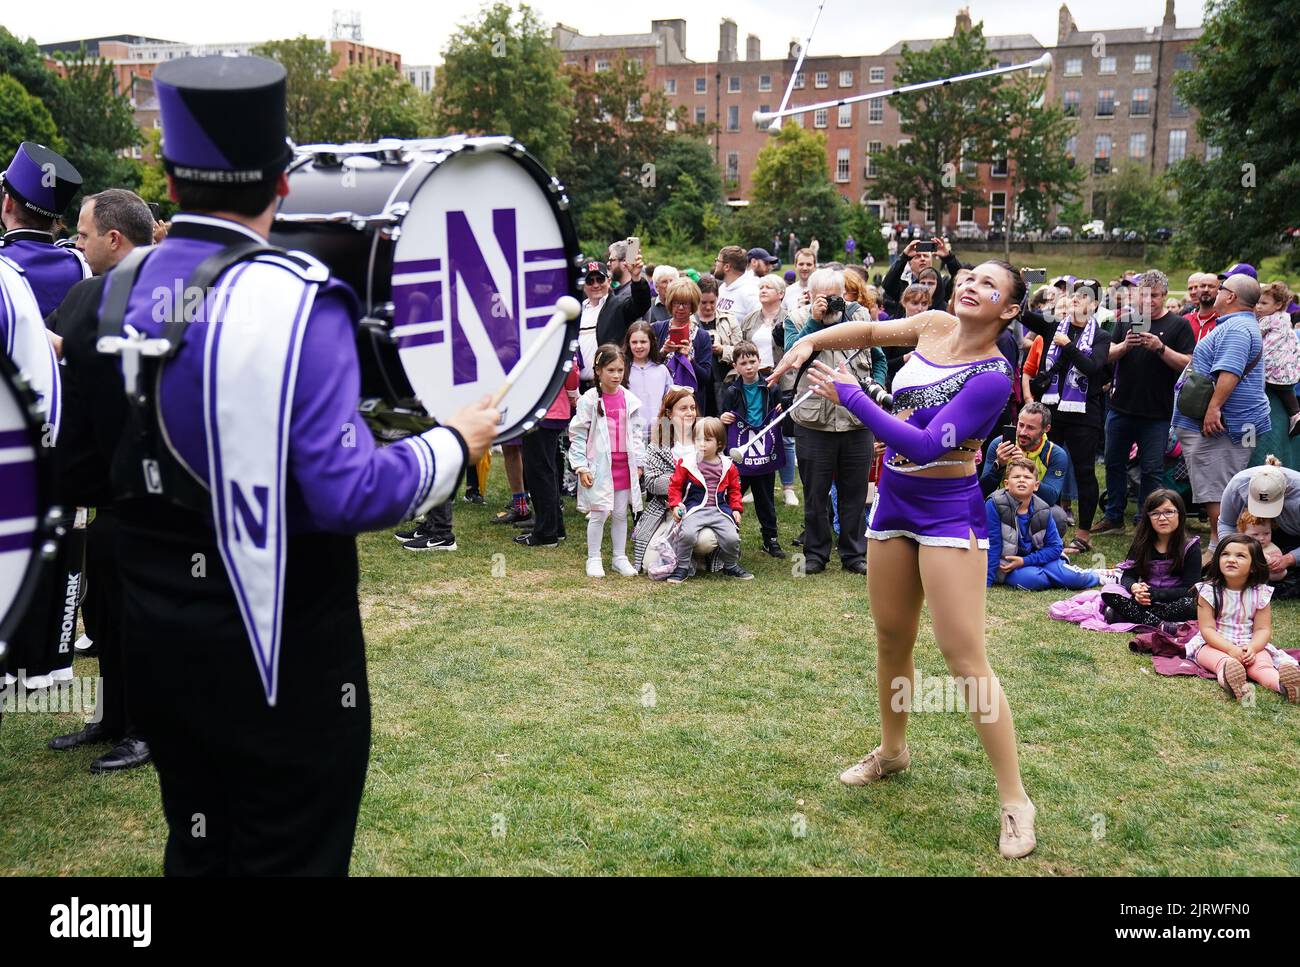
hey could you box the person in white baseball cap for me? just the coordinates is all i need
[1217,461,1300,587]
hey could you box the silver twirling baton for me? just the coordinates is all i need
[754,52,1053,132]
[728,349,892,463]
[489,296,582,408]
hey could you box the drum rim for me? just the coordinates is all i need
[0,351,60,659]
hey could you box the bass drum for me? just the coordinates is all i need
[271,135,581,442]
[0,353,58,679]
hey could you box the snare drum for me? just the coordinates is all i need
[0,353,58,675]
[271,136,581,442]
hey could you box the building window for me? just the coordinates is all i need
[814,108,828,128]
[1168,129,1187,165]
[1131,87,1151,116]
[759,74,771,91]
[836,148,851,183]
[695,77,707,94]
[990,191,1007,225]
[1064,57,1082,76]
[868,99,884,123]
[794,71,805,89]
[789,112,804,128]
[866,140,881,177]
[726,152,739,183]
[869,66,885,83]
[960,137,978,176]
[839,70,853,87]
[1064,135,1077,163]
[1129,132,1148,158]
[727,105,740,131]
[1170,94,1190,117]
[664,78,677,95]
[1092,191,1108,220]
[1094,134,1112,174]
[1098,56,1116,74]
[992,153,1008,177]
[759,104,770,115]
[1174,51,1193,70]
[695,106,707,125]
[1062,90,1080,116]
[837,104,852,127]
[815,71,829,88]
[1134,53,1152,73]
[1206,143,1223,162]
[1096,89,1115,117]
[728,75,741,93]
[959,202,975,223]
[595,60,610,72]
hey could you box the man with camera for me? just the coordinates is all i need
[1094,270,1195,534]
[783,269,887,575]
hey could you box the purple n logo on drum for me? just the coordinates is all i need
[391,209,568,384]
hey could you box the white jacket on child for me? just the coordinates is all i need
[568,386,646,515]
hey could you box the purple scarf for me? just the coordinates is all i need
[1042,315,1096,414]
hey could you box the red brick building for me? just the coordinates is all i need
[554,3,1203,233]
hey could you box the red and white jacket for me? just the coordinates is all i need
[667,451,743,519]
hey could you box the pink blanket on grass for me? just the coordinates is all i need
[1129,630,1300,679]
[1047,585,1142,632]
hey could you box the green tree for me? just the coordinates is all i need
[742,124,845,251]
[0,27,61,104]
[560,56,714,244]
[841,201,887,262]
[335,65,428,141]
[874,22,1004,235]
[1101,163,1177,239]
[994,71,1084,257]
[0,74,63,157]
[253,37,341,145]
[48,51,142,217]
[431,3,573,171]
[135,128,175,219]
[1166,0,1300,267]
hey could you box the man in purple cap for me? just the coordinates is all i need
[55,54,498,875]
[1,142,91,317]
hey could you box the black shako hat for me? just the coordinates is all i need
[1,142,83,218]
[155,55,294,185]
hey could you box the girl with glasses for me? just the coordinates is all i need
[1100,489,1201,633]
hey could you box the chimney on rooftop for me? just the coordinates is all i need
[1057,4,1077,45]
[651,19,686,58]
[954,7,972,33]
[718,18,737,63]
[746,33,760,61]
[1163,0,1176,28]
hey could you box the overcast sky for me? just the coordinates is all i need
[4,0,1202,66]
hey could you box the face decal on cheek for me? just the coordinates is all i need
[990,291,1002,304]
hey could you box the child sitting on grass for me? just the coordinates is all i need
[666,417,752,584]
[1187,534,1300,703]
[986,458,1099,591]
[719,340,786,558]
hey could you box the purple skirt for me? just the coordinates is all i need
[867,468,989,549]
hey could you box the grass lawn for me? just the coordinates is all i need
[2,461,1298,876]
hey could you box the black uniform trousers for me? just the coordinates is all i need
[117,504,370,876]
[796,424,872,568]
[521,425,565,543]
[82,509,135,739]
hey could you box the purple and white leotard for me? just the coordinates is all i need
[836,351,1013,549]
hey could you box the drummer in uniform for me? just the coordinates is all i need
[56,54,498,875]
[1,142,91,317]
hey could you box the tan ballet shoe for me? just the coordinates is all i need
[999,798,1037,859]
[838,746,909,786]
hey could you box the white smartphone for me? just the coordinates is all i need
[625,236,641,264]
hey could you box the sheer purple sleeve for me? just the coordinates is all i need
[835,370,1011,464]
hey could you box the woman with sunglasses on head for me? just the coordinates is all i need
[1100,490,1201,635]
[772,259,1038,859]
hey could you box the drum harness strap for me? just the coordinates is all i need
[96,240,299,500]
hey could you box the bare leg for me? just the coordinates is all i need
[916,540,1029,808]
[866,537,925,757]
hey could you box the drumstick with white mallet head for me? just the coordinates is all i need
[489,296,582,408]
[728,349,893,462]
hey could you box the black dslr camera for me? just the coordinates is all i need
[824,295,847,318]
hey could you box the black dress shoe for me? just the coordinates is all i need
[491,507,532,525]
[48,721,111,751]
[842,559,868,575]
[89,738,151,773]
[803,559,827,574]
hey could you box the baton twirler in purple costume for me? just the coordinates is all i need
[0,142,91,317]
[56,55,498,875]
